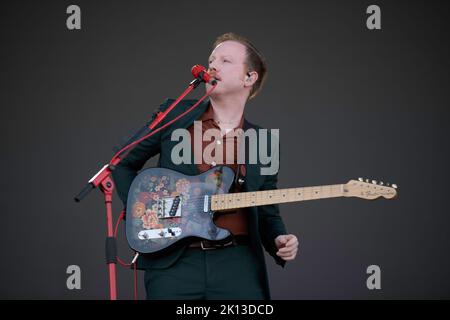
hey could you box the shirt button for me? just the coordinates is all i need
[216,140,222,145]
[211,161,217,167]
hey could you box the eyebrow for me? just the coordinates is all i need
[209,54,233,60]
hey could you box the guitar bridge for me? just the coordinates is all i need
[156,196,182,218]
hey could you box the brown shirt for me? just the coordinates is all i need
[187,103,248,235]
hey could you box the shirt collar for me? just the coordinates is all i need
[200,102,245,130]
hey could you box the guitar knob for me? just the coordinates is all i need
[386,183,390,186]
[365,179,370,183]
[358,177,363,182]
[379,181,384,185]
[392,184,398,189]
[372,180,377,184]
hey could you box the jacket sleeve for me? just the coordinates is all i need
[255,128,288,267]
[258,171,288,268]
[111,99,171,208]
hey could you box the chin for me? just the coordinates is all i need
[206,84,223,96]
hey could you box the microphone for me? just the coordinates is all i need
[191,65,217,85]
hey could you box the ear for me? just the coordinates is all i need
[244,71,258,87]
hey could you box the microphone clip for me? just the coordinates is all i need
[190,76,203,89]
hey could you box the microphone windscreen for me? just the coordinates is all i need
[191,65,206,78]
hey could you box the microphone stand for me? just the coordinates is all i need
[74,75,213,300]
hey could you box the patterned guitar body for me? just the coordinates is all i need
[126,166,235,254]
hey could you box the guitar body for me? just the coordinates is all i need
[126,166,235,254]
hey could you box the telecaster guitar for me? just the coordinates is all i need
[126,166,398,254]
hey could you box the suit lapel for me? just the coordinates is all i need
[187,98,210,175]
[160,98,210,175]
[242,119,264,191]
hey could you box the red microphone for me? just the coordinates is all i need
[191,65,217,85]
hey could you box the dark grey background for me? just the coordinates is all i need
[1,0,449,299]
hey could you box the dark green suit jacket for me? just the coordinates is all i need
[112,97,287,299]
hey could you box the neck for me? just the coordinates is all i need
[209,94,246,127]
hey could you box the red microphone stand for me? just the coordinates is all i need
[74,72,216,300]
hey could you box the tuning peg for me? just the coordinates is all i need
[372,180,377,184]
[392,184,398,189]
[386,183,390,186]
[365,179,370,183]
[379,181,384,185]
[358,177,363,182]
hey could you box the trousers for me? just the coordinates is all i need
[144,244,265,300]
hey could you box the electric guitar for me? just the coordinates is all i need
[126,166,398,254]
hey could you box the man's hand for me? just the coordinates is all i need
[275,234,299,261]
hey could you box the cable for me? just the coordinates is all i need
[110,84,217,300]
[110,84,217,165]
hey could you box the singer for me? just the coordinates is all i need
[112,32,298,300]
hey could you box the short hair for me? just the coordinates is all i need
[213,32,267,100]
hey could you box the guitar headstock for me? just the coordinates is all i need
[343,178,398,200]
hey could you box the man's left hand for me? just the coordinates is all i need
[274,234,299,261]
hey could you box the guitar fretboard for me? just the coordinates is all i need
[211,184,345,211]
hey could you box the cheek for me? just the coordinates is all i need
[227,68,245,83]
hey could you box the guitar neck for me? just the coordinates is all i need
[211,184,345,211]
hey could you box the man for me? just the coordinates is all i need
[112,32,298,300]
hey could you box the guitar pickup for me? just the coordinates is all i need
[138,227,182,240]
[156,196,182,218]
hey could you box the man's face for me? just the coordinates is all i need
[206,40,249,98]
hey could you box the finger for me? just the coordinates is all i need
[277,247,292,254]
[276,237,287,245]
[279,252,295,260]
[276,249,291,256]
[278,253,294,259]
[277,244,298,253]
[277,248,297,257]
[277,247,297,255]
[285,236,298,247]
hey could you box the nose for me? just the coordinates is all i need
[207,65,217,73]
[207,67,218,80]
